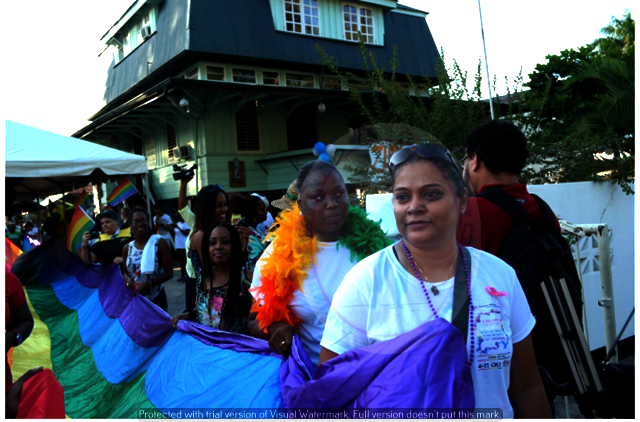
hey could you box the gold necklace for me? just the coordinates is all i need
[405,247,457,296]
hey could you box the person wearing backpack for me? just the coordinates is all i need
[458,120,584,412]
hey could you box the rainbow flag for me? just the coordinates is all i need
[5,237,23,267]
[66,207,95,251]
[107,178,138,206]
[9,240,283,418]
[73,190,92,211]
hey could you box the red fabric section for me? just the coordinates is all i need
[15,369,66,419]
[457,183,560,256]
[5,272,26,329]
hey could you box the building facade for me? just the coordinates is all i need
[73,0,439,200]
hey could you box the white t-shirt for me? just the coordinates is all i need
[252,241,358,366]
[321,245,535,418]
[174,221,190,250]
[153,214,173,244]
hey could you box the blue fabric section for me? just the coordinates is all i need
[51,276,160,384]
[145,331,283,409]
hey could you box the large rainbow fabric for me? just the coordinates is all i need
[73,190,92,211]
[66,207,95,251]
[9,240,474,418]
[107,178,137,206]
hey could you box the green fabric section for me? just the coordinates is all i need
[26,284,158,419]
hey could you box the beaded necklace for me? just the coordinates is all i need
[401,241,475,364]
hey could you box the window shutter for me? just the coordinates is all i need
[166,123,177,160]
[145,134,156,168]
[235,101,261,151]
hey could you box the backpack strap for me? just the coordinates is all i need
[451,246,472,346]
[529,194,561,234]
[475,187,533,227]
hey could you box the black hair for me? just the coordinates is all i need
[390,151,466,199]
[129,207,150,221]
[296,160,344,195]
[24,221,34,229]
[152,203,164,211]
[194,186,229,231]
[97,210,119,224]
[464,120,529,176]
[240,195,264,218]
[200,222,252,331]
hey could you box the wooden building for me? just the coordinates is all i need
[73,0,439,200]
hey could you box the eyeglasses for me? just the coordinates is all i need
[388,144,462,179]
[203,184,225,192]
[459,154,470,167]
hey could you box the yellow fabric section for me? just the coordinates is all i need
[98,227,131,242]
[11,288,53,382]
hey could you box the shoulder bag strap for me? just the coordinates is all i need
[451,246,472,345]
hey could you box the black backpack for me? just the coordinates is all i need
[476,187,583,394]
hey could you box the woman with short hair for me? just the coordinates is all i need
[249,160,391,367]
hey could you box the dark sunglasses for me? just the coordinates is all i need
[388,144,462,179]
[203,184,225,192]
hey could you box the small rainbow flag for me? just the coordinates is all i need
[5,237,23,267]
[73,190,92,211]
[66,207,95,251]
[106,178,138,206]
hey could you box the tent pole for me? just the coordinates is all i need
[61,187,68,236]
[145,173,152,219]
[36,192,41,242]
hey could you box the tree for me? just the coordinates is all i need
[519,10,634,193]
[316,42,502,205]
[317,11,634,199]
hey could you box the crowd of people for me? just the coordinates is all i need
[7,121,570,418]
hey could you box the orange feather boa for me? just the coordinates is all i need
[250,204,324,331]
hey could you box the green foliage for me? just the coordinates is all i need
[316,39,505,206]
[519,10,634,194]
[317,11,634,200]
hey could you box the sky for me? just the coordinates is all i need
[0,0,633,137]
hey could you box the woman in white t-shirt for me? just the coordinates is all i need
[249,160,391,366]
[319,144,551,418]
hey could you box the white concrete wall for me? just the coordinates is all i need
[366,181,634,351]
[528,181,634,350]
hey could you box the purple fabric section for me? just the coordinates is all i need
[176,321,283,358]
[280,318,475,409]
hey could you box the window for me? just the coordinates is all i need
[284,0,320,35]
[166,123,177,160]
[206,66,225,81]
[186,68,199,79]
[235,101,261,151]
[322,76,342,90]
[123,33,131,55]
[232,68,257,84]
[262,71,280,85]
[111,6,157,65]
[285,73,315,88]
[347,78,368,92]
[343,4,374,43]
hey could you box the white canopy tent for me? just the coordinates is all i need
[5,120,151,225]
